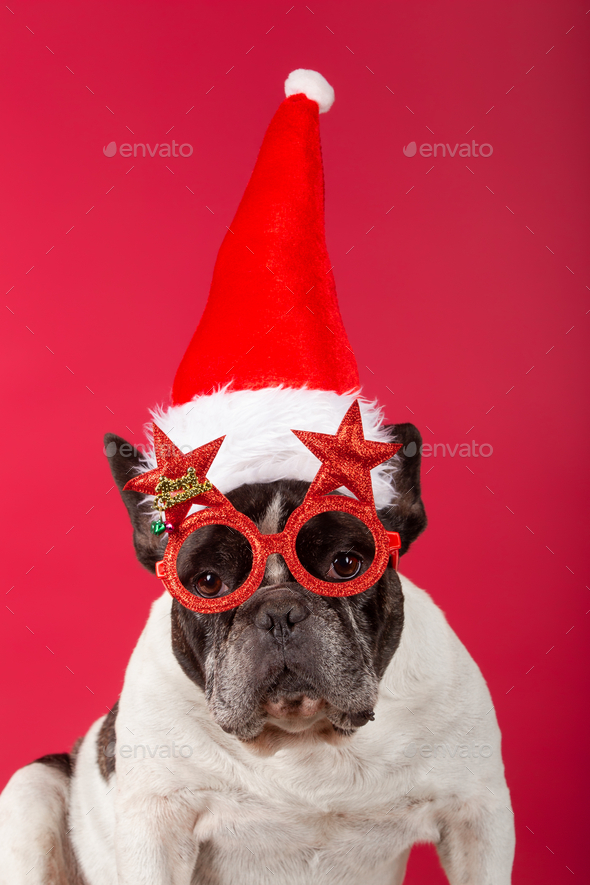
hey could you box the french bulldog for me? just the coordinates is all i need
[0,422,514,884]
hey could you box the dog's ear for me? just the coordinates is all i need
[378,423,427,556]
[104,433,165,574]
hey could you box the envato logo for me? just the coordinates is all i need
[404,741,493,759]
[103,741,193,760]
[103,439,493,461]
[103,440,194,459]
[403,140,493,158]
[402,441,493,458]
[103,140,193,158]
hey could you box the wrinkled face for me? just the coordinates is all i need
[171,480,404,741]
[106,421,426,745]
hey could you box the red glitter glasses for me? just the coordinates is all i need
[124,401,402,614]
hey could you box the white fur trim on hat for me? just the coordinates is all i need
[284,69,335,113]
[144,387,397,512]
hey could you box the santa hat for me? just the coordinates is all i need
[146,70,396,509]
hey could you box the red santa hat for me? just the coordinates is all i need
[146,70,396,509]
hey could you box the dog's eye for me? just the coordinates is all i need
[194,572,228,598]
[327,553,362,580]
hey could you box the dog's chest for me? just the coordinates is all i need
[190,748,438,884]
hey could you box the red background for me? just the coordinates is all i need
[1,2,589,882]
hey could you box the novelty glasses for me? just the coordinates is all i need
[124,401,402,614]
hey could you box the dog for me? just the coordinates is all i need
[0,418,514,884]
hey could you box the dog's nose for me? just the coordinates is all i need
[253,589,310,640]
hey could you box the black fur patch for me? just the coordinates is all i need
[97,700,119,781]
[377,423,427,554]
[104,434,167,573]
[32,752,74,778]
[171,602,206,690]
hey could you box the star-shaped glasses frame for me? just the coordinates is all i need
[124,400,402,613]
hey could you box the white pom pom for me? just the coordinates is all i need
[284,69,335,113]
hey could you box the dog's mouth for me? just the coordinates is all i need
[208,646,379,743]
[262,692,326,720]
[259,670,326,726]
[256,669,374,736]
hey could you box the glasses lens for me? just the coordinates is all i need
[295,511,376,585]
[176,524,253,602]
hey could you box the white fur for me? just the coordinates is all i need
[0,762,73,884]
[147,387,397,511]
[0,575,514,883]
[284,69,335,113]
[68,720,117,882]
